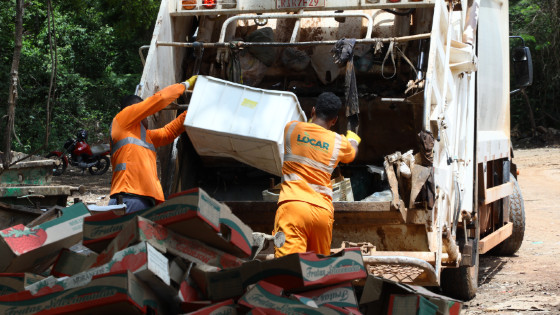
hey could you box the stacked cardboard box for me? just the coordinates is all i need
[0,187,462,314]
[82,187,253,257]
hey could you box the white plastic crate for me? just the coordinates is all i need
[261,177,353,202]
[184,76,307,176]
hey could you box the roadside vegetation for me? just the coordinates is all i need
[1,0,558,155]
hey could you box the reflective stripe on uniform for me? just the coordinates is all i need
[110,123,156,155]
[284,121,298,155]
[140,123,147,141]
[308,183,333,198]
[284,153,334,174]
[282,173,302,182]
[114,163,126,172]
[329,134,342,169]
[282,173,333,198]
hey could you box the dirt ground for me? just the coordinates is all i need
[464,147,560,314]
[52,147,560,313]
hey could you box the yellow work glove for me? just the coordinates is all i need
[181,75,198,90]
[346,130,361,145]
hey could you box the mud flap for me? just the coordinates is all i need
[460,237,478,267]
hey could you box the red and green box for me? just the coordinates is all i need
[26,241,171,298]
[0,271,163,314]
[0,202,91,273]
[192,248,366,301]
[83,188,252,257]
[292,282,360,314]
[239,281,347,315]
[97,216,246,271]
[50,248,98,277]
[387,294,439,315]
[0,273,44,296]
[185,299,237,315]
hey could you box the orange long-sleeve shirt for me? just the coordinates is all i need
[110,83,186,202]
[278,121,356,212]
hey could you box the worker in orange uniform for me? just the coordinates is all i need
[108,76,198,213]
[273,92,360,257]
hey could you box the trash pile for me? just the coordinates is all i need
[0,187,462,314]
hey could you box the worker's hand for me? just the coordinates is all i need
[181,75,198,90]
[346,130,361,145]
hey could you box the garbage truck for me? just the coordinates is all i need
[137,0,532,300]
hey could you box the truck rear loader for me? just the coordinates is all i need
[137,0,532,300]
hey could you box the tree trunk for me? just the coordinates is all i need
[3,0,25,168]
[521,89,536,137]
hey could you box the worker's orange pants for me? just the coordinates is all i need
[273,201,334,258]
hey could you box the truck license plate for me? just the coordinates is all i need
[277,0,326,9]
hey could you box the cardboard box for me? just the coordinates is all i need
[82,188,253,257]
[192,248,366,301]
[292,282,360,314]
[387,294,439,315]
[180,279,203,302]
[258,248,367,290]
[50,248,99,277]
[110,216,246,269]
[408,285,463,315]
[0,271,163,314]
[185,299,237,315]
[97,216,246,270]
[358,276,462,315]
[25,241,171,299]
[0,273,44,296]
[238,281,345,315]
[0,202,91,273]
[190,264,243,301]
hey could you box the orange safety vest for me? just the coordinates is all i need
[110,83,186,203]
[278,121,356,211]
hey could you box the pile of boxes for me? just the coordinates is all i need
[0,187,462,314]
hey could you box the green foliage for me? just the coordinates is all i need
[2,0,557,153]
[510,0,560,135]
[1,0,159,153]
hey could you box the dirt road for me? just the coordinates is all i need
[464,147,560,314]
[54,147,560,313]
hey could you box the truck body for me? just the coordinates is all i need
[138,0,527,300]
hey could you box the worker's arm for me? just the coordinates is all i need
[339,130,360,163]
[147,111,187,147]
[115,84,186,130]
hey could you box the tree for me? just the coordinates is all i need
[510,0,560,137]
[2,0,24,168]
[1,0,160,155]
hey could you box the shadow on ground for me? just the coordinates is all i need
[478,254,515,285]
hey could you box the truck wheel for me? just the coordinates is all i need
[440,230,479,301]
[490,173,525,256]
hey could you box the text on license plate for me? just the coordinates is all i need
[277,0,326,9]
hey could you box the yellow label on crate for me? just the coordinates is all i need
[240,98,258,109]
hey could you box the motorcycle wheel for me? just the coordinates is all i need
[89,156,110,175]
[46,153,67,176]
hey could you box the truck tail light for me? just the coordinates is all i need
[203,0,216,8]
[182,0,196,10]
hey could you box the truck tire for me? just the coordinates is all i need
[490,173,525,256]
[440,229,479,301]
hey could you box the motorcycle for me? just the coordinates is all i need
[46,130,111,176]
